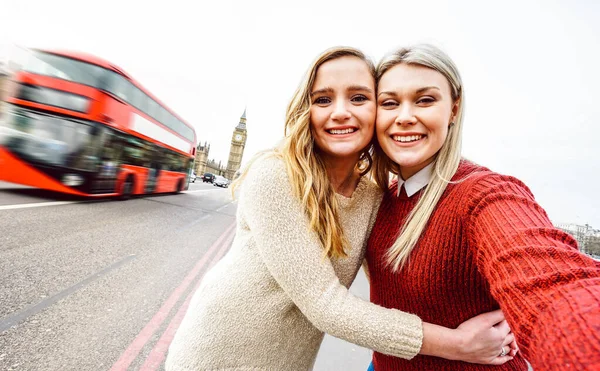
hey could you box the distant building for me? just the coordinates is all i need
[194,142,210,174]
[556,223,600,257]
[205,159,226,176]
[194,142,226,176]
[194,108,247,179]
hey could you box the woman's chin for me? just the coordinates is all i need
[321,147,365,160]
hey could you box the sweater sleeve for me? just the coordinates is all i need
[466,173,600,370]
[238,156,423,359]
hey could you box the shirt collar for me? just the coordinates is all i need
[397,163,434,197]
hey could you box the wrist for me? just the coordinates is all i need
[421,323,464,361]
[447,328,466,361]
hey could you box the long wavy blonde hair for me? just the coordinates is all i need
[372,44,465,271]
[233,47,376,258]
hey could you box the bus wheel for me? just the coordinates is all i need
[119,176,134,201]
[175,180,183,194]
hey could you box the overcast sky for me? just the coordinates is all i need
[1,0,599,227]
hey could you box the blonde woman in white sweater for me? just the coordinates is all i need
[166,47,516,371]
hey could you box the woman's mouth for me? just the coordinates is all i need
[392,134,425,143]
[327,128,357,135]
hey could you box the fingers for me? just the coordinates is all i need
[490,340,519,365]
[508,339,519,357]
[489,355,514,366]
[494,320,511,337]
[501,333,515,347]
[476,309,505,326]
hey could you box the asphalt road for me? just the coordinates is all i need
[0,180,372,371]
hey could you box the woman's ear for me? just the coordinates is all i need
[451,98,461,122]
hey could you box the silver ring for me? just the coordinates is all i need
[499,347,508,357]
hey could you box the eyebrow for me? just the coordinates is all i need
[311,85,374,96]
[311,87,333,96]
[378,86,441,97]
[416,86,441,94]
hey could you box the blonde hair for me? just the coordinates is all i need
[373,44,465,271]
[233,46,376,258]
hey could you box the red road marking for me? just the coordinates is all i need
[139,230,236,370]
[110,222,236,371]
[206,232,236,270]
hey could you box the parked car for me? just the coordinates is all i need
[202,173,216,183]
[213,176,229,188]
[190,172,197,183]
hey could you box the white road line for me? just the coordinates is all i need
[216,202,233,212]
[182,189,220,194]
[0,201,78,211]
[1,189,222,210]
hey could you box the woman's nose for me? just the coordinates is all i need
[331,101,351,121]
[394,104,417,126]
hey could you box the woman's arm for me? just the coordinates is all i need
[423,310,518,365]
[239,156,511,363]
[466,174,600,370]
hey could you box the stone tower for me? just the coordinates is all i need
[194,142,210,175]
[225,109,247,180]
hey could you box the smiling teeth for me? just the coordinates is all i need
[393,135,423,142]
[329,128,356,135]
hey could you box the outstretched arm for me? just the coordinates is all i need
[467,174,600,370]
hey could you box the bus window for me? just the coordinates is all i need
[148,99,160,122]
[92,129,121,193]
[100,131,122,170]
[64,122,102,171]
[105,72,133,103]
[145,146,162,193]
[158,107,169,128]
[130,87,145,112]
[24,51,107,88]
[122,137,147,167]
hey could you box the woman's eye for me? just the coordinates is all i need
[380,100,398,107]
[351,95,368,103]
[417,97,435,104]
[313,97,331,105]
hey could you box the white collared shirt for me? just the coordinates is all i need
[397,163,434,197]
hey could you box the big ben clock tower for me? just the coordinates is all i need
[225,108,247,180]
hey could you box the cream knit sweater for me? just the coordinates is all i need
[166,156,423,371]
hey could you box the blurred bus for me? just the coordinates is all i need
[0,49,196,199]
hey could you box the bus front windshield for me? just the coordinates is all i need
[0,106,102,172]
[23,51,108,89]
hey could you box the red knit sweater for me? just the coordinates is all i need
[366,160,600,371]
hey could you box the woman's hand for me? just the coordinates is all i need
[420,309,518,365]
[453,309,518,365]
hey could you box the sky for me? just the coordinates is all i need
[1,0,599,227]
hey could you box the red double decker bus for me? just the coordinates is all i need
[0,49,196,199]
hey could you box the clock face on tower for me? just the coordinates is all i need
[234,133,243,142]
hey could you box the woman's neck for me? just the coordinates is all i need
[399,157,435,181]
[323,156,361,198]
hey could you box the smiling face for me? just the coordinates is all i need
[309,56,376,164]
[376,63,458,180]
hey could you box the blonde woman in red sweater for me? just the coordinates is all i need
[366,43,600,371]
